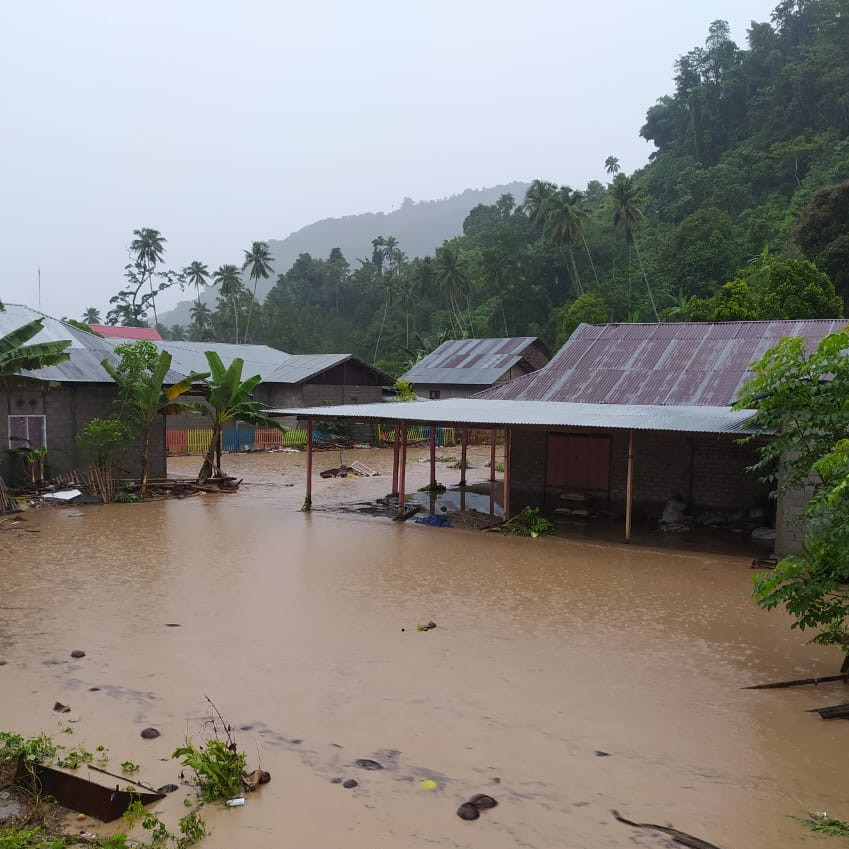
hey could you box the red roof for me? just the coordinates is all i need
[89,325,163,341]
[478,320,847,406]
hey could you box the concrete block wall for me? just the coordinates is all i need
[509,427,771,522]
[1,383,166,483]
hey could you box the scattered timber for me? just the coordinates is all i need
[742,673,849,689]
[612,810,725,849]
[0,475,13,513]
[809,703,849,720]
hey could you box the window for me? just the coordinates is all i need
[8,415,47,450]
[429,389,441,399]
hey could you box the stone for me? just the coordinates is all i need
[342,779,358,789]
[53,701,71,713]
[157,784,179,794]
[354,758,383,770]
[457,802,480,821]
[468,793,498,810]
[330,777,343,784]
[594,750,610,757]
[70,650,86,659]
[140,727,160,739]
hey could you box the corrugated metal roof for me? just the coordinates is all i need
[89,325,163,341]
[0,303,187,383]
[272,398,759,434]
[402,337,542,386]
[151,341,291,382]
[478,320,847,405]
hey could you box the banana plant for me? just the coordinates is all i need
[191,352,282,483]
[0,318,71,386]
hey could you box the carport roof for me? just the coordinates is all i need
[272,398,760,434]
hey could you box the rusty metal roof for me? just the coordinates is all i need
[402,337,543,386]
[273,398,759,434]
[478,320,847,405]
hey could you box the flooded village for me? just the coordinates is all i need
[5,2,849,846]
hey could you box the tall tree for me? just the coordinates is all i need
[241,241,274,343]
[130,228,167,329]
[542,187,587,296]
[434,244,472,338]
[610,174,659,320]
[184,261,210,313]
[213,264,244,343]
[82,307,101,325]
[604,156,621,176]
[190,301,211,340]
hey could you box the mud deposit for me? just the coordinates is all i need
[0,447,846,848]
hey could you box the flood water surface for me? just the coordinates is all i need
[1,448,846,848]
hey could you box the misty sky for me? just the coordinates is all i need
[1,0,779,322]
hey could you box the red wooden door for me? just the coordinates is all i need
[546,434,610,491]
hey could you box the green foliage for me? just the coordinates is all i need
[0,732,57,765]
[556,293,609,346]
[120,759,140,773]
[391,378,416,401]
[0,319,71,385]
[0,826,65,849]
[503,506,556,538]
[172,738,246,802]
[77,417,132,467]
[802,811,849,841]
[55,745,92,770]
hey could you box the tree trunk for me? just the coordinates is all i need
[243,280,257,344]
[568,246,584,296]
[198,422,221,483]
[140,423,151,495]
[581,233,600,286]
[373,298,390,363]
[632,238,659,320]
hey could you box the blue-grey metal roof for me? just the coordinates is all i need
[402,337,542,386]
[151,341,291,382]
[272,398,759,434]
[0,303,184,384]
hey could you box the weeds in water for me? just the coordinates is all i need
[55,745,92,770]
[502,506,556,538]
[417,481,446,493]
[0,732,57,765]
[120,760,140,774]
[173,739,245,802]
[802,811,849,841]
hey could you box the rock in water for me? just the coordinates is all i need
[343,779,358,789]
[457,802,480,821]
[140,727,160,739]
[157,784,179,794]
[354,758,383,770]
[469,793,498,809]
[70,650,86,659]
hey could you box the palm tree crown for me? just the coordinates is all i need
[241,241,273,343]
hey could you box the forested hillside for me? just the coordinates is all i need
[124,0,849,376]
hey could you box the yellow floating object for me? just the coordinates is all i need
[419,779,438,790]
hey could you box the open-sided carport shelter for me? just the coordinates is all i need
[274,398,761,546]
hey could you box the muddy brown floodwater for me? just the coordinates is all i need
[1,446,847,849]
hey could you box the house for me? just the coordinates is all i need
[400,337,549,399]
[1,305,178,482]
[88,325,163,341]
[277,320,846,555]
[150,341,394,450]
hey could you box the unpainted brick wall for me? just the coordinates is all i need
[509,428,771,520]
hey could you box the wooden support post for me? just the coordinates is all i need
[460,428,468,487]
[429,424,436,488]
[503,426,511,521]
[391,421,400,494]
[398,421,408,513]
[625,429,634,544]
[302,418,313,511]
[490,429,497,482]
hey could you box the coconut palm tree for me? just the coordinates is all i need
[542,187,587,297]
[1,319,71,387]
[184,261,210,312]
[434,244,472,338]
[480,251,512,336]
[213,264,244,343]
[521,179,557,228]
[241,241,273,343]
[611,174,659,320]
[190,302,211,340]
[604,156,621,176]
[82,307,101,325]
[372,269,400,363]
[192,352,281,482]
[130,228,167,328]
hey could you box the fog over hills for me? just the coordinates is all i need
[159,182,529,328]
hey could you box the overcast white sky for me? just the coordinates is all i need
[1,0,779,321]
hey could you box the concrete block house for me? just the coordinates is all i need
[0,304,178,482]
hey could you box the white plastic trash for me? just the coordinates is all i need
[225,798,245,807]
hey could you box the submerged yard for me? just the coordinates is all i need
[0,447,846,848]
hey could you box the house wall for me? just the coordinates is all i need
[413,384,488,400]
[1,383,166,483]
[508,428,771,522]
